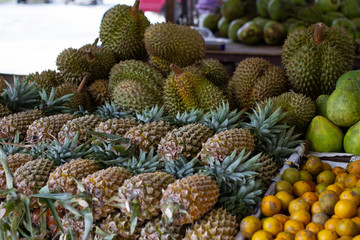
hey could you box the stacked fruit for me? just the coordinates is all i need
[240,156,360,239]
[199,0,360,47]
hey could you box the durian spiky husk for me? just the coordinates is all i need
[88,79,110,106]
[183,208,238,240]
[55,82,94,111]
[27,69,63,93]
[227,57,288,109]
[282,23,355,99]
[192,58,230,89]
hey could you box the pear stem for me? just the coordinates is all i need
[77,74,91,93]
[132,0,140,14]
[314,22,326,44]
[170,64,183,75]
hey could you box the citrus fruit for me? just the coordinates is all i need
[345,173,360,188]
[288,198,310,215]
[319,192,339,215]
[339,189,360,206]
[338,236,354,240]
[261,195,282,217]
[346,159,360,174]
[276,191,294,212]
[311,212,330,226]
[351,186,360,196]
[324,218,340,231]
[273,214,289,225]
[305,222,323,234]
[282,168,301,185]
[251,229,274,240]
[284,219,304,234]
[294,229,315,240]
[240,215,262,238]
[326,184,343,196]
[335,218,359,237]
[353,235,360,240]
[293,181,312,197]
[276,231,294,240]
[301,192,318,206]
[335,172,348,184]
[290,209,311,226]
[351,216,360,229]
[332,166,346,176]
[317,170,335,185]
[299,170,312,182]
[311,201,322,215]
[263,217,284,236]
[275,180,294,194]
[317,229,338,240]
[315,183,328,195]
[319,189,338,198]
[334,199,357,219]
[322,162,332,171]
[304,156,323,176]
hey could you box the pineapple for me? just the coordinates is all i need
[94,100,134,119]
[160,174,220,226]
[95,118,139,137]
[13,158,56,208]
[47,158,99,194]
[113,172,175,222]
[26,113,76,143]
[59,216,95,240]
[183,208,238,240]
[57,114,104,144]
[81,166,132,220]
[98,211,140,240]
[256,154,279,188]
[158,123,214,161]
[0,104,11,118]
[123,120,174,153]
[139,217,184,240]
[199,128,256,164]
[0,153,33,191]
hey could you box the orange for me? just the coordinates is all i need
[345,173,360,188]
[305,222,323,234]
[290,209,311,226]
[334,199,357,219]
[334,181,345,190]
[293,181,312,197]
[319,189,338,199]
[315,183,328,195]
[294,229,315,240]
[263,217,284,236]
[288,198,310,215]
[240,216,262,238]
[284,220,305,234]
[319,192,339,215]
[276,191,294,212]
[317,170,336,185]
[301,192,318,206]
[346,160,360,174]
[324,218,340,231]
[322,162,332,171]
[332,214,340,219]
[338,237,352,240]
[339,189,360,206]
[353,235,360,240]
[273,214,290,225]
[282,168,301,185]
[335,172,348,184]
[261,195,282,217]
[356,178,360,187]
[299,170,312,182]
[317,229,338,240]
[305,181,316,192]
[326,184,343,196]
[351,216,360,230]
[304,156,323,176]
[311,201,322,215]
[311,212,330,226]
[251,230,274,240]
[351,187,360,196]
[357,206,360,217]
[276,232,294,240]
[335,218,359,237]
[332,166,346,176]
[276,180,294,194]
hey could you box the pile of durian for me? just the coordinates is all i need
[0,0,356,239]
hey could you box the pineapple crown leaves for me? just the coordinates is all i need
[94,101,135,120]
[257,126,303,165]
[135,105,172,123]
[217,178,263,218]
[67,105,91,117]
[0,131,27,155]
[0,76,40,112]
[200,149,261,195]
[164,156,202,179]
[172,108,204,127]
[114,148,165,175]
[202,100,244,132]
[37,87,74,115]
[242,100,289,145]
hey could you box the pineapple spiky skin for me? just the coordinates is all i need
[13,158,56,208]
[0,153,33,191]
[200,128,256,163]
[26,113,76,144]
[0,104,11,118]
[158,123,214,161]
[95,118,139,137]
[81,167,132,220]
[59,216,95,240]
[123,120,174,153]
[257,154,278,188]
[58,114,103,145]
[116,172,175,222]
[0,109,45,140]
[88,78,110,106]
[47,158,99,194]
[183,208,238,240]
[139,217,185,240]
[98,211,140,240]
[161,174,220,226]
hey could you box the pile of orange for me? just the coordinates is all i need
[240,156,360,240]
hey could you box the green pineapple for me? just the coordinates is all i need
[183,208,238,240]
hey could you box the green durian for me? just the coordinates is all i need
[27,70,63,93]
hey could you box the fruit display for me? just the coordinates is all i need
[198,0,360,49]
[240,156,360,240]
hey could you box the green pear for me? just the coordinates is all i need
[344,120,360,155]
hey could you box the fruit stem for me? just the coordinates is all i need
[170,64,184,75]
[132,0,140,13]
[86,51,95,62]
[77,74,90,93]
[314,22,326,44]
